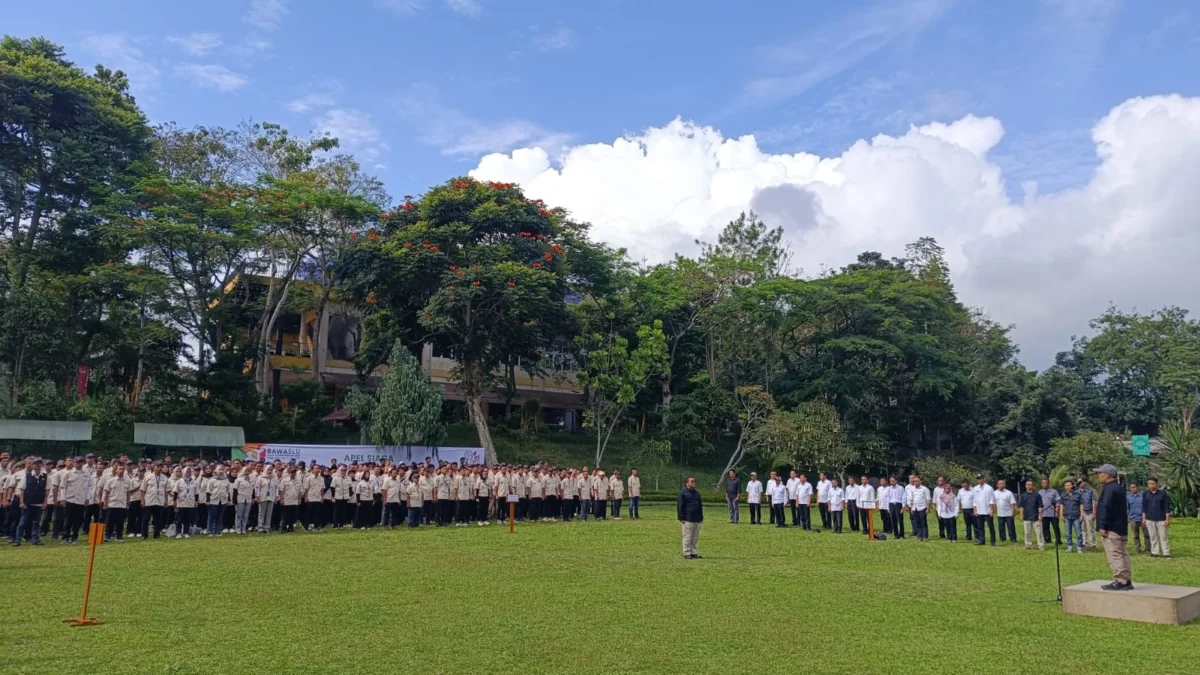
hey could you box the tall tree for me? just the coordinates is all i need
[346,340,444,450]
[343,177,607,465]
[577,321,669,467]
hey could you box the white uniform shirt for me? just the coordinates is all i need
[785,477,799,501]
[857,485,877,509]
[994,489,1016,518]
[746,480,764,504]
[829,487,845,511]
[845,483,860,501]
[973,484,996,516]
[795,481,813,505]
[768,480,787,505]
[905,485,931,511]
[957,488,975,511]
[816,479,832,504]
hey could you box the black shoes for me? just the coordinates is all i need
[1101,582,1134,591]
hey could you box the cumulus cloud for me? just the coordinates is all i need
[80,34,160,92]
[314,108,388,161]
[469,95,1200,367]
[166,32,223,56]
[397,84,571,156]
[244,0,288,31]
[175,63,250,92]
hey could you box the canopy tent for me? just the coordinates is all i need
[0,419,93,442]
[133,423,245,448]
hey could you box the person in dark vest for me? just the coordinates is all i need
[677,476,704,559]
[11,459,47,546]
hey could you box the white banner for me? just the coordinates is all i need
[245,444,485,467]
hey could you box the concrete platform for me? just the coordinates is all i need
[1063,580,1200,625]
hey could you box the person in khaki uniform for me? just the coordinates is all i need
[354,472,375,529]
[543,471,559,522]
[511,470,527,523]
[172,469,197,538]
[382,469,403,529]
[627,469,642,520]
[592,471,608,520]
[278,469,302,532]
[101,465,132,542]
[419,469,436,525]
[405,477,423,528]
[61,459,89,544]
[454,469,473,526]
[142,462,169,539]
[256,467,280,533]
[527,471,544,522]
[233,468,255,535]
[475,470,491,526]
[559,470,576,521]
[577,470,591,522]
[331,467,353,528]
[609,470,625,519]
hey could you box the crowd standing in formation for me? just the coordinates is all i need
[723,467,1173,559]
[1,451,646,546]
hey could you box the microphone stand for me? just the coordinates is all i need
[1035,537,1064,603]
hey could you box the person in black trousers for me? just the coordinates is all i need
[10,460,47,546]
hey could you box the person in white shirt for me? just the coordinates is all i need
[845,476,860,532]
[994,479,1017,544]
[816,473,832,529]
[876,480,891,534]
[768,472,789,528]
[935,483,960,542]
[956,480,975,542]
[785,470,800,526]
[745,473,764,525]
[931,476,947,538]
[795,475,813,530]
[886,477,907,538]
[765,471,783,526]
[828,478,845,533]
[904,476,931,540]
[857,475,877,537]
[972,474,996,546]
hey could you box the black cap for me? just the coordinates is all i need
[975,473,984,479]
[85,453,96,458]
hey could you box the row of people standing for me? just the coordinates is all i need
[722,469,1173,556]
[3,453,648,545]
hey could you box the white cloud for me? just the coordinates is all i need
[80,34,160,91]
[287,91,337,113]
[175,63,250,92]
[735,0,950,110]
[244,0,288,31]
[469,95,1200,368]
[375,0,425,14]
[314,108,388,160]
[166,32,223,56]
[534,26,575,52]
[446,0,483,17]
[397,84,571,156]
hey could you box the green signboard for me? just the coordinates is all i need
[1131,435,1151,457]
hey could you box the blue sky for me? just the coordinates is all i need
[8,1,1200,366]
[9,0,1195,195]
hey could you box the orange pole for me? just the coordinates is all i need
[868,506,876,540]
[508,501,515,534]
[64,522,104,627]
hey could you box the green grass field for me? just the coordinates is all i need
[2,508,1196,675]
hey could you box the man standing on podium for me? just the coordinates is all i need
[1094,464,1132,591]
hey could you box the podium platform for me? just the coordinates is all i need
[1063,580,1200,625]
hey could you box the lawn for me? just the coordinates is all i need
[1,508,1196,675]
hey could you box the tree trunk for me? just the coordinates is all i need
[133,296,146,406]
[468,395,497,466]
[715,434,747,491]
[311,285,331,385]
[14,186,46,290]
[705,333,717,385]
